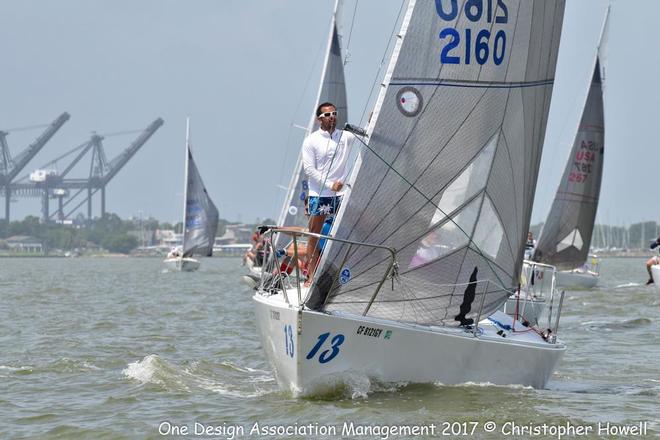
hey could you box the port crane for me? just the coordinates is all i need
[0,112,70,222]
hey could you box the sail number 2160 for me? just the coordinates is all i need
[436,0,508,66]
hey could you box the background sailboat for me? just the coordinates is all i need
[532,9,609,289]
[164,118,219,272]
[255,0,567,394]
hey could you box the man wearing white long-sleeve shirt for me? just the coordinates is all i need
[302,102,356,285]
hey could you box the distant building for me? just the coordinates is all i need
[213,243,252,257]
[154,229,181,249]
[221,224,253,244]
[214,228,237,246]
[5,235,44,254]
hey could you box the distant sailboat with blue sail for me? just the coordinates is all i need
[164,118,219,272]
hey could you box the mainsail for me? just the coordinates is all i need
[533,14,608,270]
[277,0,348,230]
[182,140,219,258]
[310,0,566,326]
[532,62,605,270]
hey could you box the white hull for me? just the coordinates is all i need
[555,269,598,289]
[254,291,565,396]
[248,265,262,278]
[651,265,660,291]
[163,257,200,272]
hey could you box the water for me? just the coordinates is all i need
[1,257,658,439]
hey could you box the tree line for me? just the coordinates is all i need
[0,214,255,254]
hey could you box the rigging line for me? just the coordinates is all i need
[343,0,359,66]
[527,3,564,223]
[349,134,508,289]
[496,134,523,266]
[98,129,142,137]
[357,0,407,128]
[326,192,475,287]
[398,278,434,323]
[273,36,327,220]
[329,87,491,276]
[13,141,90,183]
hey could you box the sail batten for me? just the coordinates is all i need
[311,0,566,327]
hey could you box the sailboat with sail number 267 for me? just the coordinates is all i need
[254,0,568,395]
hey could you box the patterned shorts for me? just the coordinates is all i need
[308,196,341,216]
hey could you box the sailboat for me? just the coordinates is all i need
[254,0,567,395]
[164,118,219,272]
[532,10,609,289]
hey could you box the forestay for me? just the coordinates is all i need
[182,145,219,258]
[533,12,608,270]
[309,0,566,327]
[277,0,348,230]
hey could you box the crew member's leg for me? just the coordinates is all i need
[646,256,659,284]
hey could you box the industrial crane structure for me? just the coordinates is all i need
[0,112,70,222]
[5,117,163,223]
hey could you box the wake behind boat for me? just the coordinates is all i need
[254,0,567,395]
[164,118,219,272]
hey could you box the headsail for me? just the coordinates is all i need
[533,10,608,270]
[182,128,219,258]
[309,0,566,326]
[277,0,348,230]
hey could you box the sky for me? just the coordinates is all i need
[0,0,658,226]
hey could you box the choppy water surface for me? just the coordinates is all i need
[1,257,658,439]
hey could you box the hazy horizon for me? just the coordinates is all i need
[1,0,658,227]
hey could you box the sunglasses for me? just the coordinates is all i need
[318,111,337,118]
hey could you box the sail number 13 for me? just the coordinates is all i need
[436,0,509,66]
[306,332,345,364]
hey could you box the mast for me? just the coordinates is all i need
[181,117,191,254]
[307,0,342,133]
